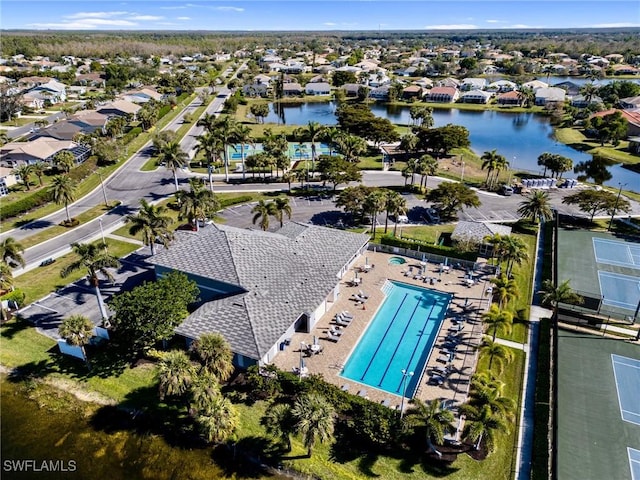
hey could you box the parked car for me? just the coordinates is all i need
[424,208,440,223]
[499,185,514,196]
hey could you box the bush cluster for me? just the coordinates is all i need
[121,126,143,145]
[0,188,52,221]
[218,195,253,209]
[380,234,478,261]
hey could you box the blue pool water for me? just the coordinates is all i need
[341,281,451,397]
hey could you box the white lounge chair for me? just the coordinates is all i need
[357,290,369,299]
[357,389,368,398]
[339,310,354,319]
[335,317,351,327]
[329,327,343,337]
[325,332,341,342]
[341,384,350,392]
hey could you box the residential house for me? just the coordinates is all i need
[369,85,390,101]
[610,64,639,75]
[0,138,86,167]
[425,86,459,103]
[242,83,270,97]
[436,77,461,89]
[535,87,567,106]
[570,95,603,108]
[67,110,110,135]
[282,82,303,97]
[0,167,19,196]
[308,75,327,83]
[487,80,517,93]
[305,82,331,96]
[28,79,67,104]
[342,83,361,97]
[16,76,52,89]
[459,90,493,104]
[552,81,581,97]
[20,93,44,111]
[97,99,141,119]
[451,221,512,257]
[460,78,487,91]
[402,85,423,100]
[522,80,548,91]
[30,121,83,141]
[75,73,105,88]
[589,109,640,137]
[147,223,369,366]
[123,88,163,104]
[497,90,525,107]
[620,96,640,110]
[367,72,391,88]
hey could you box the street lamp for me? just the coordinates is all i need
[460,161,465,184]
[98,218,106,249]
[97,172,108,208]
[299,342,305,382]
[607,182,627,231]
[399,369,414,419]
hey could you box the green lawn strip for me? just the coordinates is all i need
[554,128,638,165]
[19,202,120,250]
[0,117,34,127]
[14,238,139,305]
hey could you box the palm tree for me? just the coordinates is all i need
[49,175,76,223]
[188,370,221,416]
[125,199,174,255]
[0,237,25,268]
[190,332,234,382]
[290,393,335,458]
[196,112,218,133]
[383,191,406,235]
[235,124,254,181]
[60,242,121,321]
[31,161,48,187]
[363,189,387,237]
[540,279,583,318]
[160,141,188,192]
[0,262,14,292]
[13,164,33,191]
[500,235,529,277]
[195,131,222,191]
[335,134,367,163]
[469,374,516,421]
[211,116,240,183]
[251,200,273,231]
[405,398,454,457]
[157,350,196,401]
[300,121,325,177]
[59,314,94,369]
[176,178,220,231]
[195,395,239,444]
[517,190,554,223]
[321,126,341,157]
[271,197,292,228]
[493,155,510,185]
[490,273,518,309]
[261,402,295,451]
[461,403,509,452]
[53,150,75,174]
[482,304,513,342]
[417,154,438,191]
[480,337,514,372]
[481,150,502,189]
[537,153,554,177]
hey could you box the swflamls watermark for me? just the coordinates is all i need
[3,459,77,473]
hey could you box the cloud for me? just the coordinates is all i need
[507,24,543,29]
[214,6,244,12]
[486,20,501,24]
[177,16,191,20]
[64,11,129,19]
[28,19,137,29]
[323,22,337,26]
[423,24,478,30]
[30,10,166,29]
[586,22,640,28]
[129,15,164,21]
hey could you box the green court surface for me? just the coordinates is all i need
[556,228,640,317]
[557,330,640,480]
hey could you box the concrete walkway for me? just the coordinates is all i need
[494,337,526,351]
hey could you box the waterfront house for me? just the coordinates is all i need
[459,90,492,104]
[535,87,567,106]
[496,90,525,106]
[148,223,369,366]
[425,86,459,103]
[305,82,331,96]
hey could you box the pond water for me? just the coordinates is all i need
[0,378,279,480]
[263,102,638,188]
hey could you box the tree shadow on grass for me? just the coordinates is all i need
[0,316,33,339]
[212,435,284,479]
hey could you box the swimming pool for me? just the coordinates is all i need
[388,256,406,265]
[341,281,451,397]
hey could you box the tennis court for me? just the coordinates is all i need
[593,238,640,269]
[599,272,640,309]
[557,330,640,480]
[612,355,640,425]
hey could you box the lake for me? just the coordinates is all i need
[263,102,638,188]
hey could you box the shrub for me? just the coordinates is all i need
[379,234,478,261]
[68,157,98,183]
[60,218,80,227]
[219,195,253,208]
[0,188,52,221]
[0,289,26,308]
[121,126,143,144]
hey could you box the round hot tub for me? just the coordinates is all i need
[388,256,407,265]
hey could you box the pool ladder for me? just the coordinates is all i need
[380,280,393,296]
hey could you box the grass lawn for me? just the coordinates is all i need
[554,127,638,165]
[18,202,120,250]
[14,238,140,305]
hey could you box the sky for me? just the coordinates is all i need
[1,1,639,31]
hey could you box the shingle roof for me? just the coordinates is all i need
[150,223,369,360]
[451,221,512,243]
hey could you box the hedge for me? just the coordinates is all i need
[0,289,26,308]
[0,188,52,221]
[379,234,478,261]
[68,157,98,183]
[121,126,143,145]
[218,195,254,209]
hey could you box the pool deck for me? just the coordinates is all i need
[272,250,489,413]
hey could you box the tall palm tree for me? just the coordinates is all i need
[235,124,254,181]
[383,191,405,234]
[500,235,529,277]
[157,350,196,401]
[0,237,25,268]
[537,152,554,177]
[188,370,221,416]
[176,178,220,231]
[480,150,508,189]
[49,175,76,223]
[59,314,94,369]
[60,242,121,321]
[211,116,240,183]
[480,337,514,372]
[540,279,583,318]
[460,403,509,452]
[261,402,295,451]
[160,141,188,192]
[493,155,510,184]
[417,154,438,191]
[335,134,367,163]
[196,112,218,133]
[405,398,454,457]
[518,190,554,224]
[251,200,273,231]
[13,164,33,191]
[321,126,341,157]
[271,197,292,228]
[490,273,519,309]
[31,161,48,187]
[291,393,335,458]
[195,131,222,191]
[195,394,239,444]
[363,189,387,237]
[125,199,174,255]
[300,121,326,176]
[190,332,234,382]
[0,262,14,292]
[53,150,75,174]
[482,304,513,342]
[469,374,516,421]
